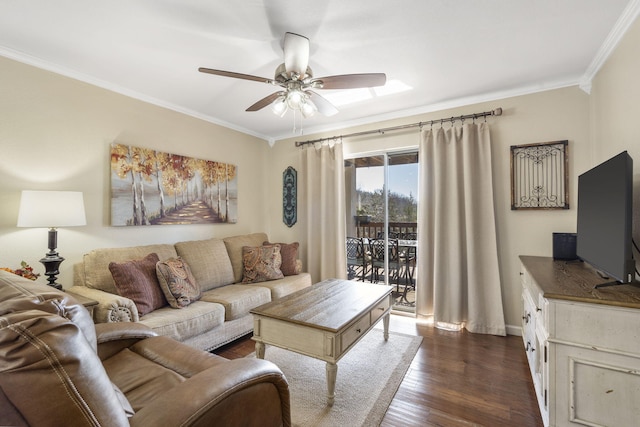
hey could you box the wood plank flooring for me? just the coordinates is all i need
[213,314,543,427]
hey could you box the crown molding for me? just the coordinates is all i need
[0,46,273,143]
[579,0,640,93]
[273,77,580,144]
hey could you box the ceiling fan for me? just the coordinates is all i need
[198,32,386,118]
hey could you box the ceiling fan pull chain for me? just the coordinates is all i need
[292,109,298,134]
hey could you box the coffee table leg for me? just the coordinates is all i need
[255,341,265,359]
[383,312,390,341]
[326,362,337,406]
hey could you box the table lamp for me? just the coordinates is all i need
[17,190,87,290]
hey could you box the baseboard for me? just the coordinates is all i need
[506,324,522,336]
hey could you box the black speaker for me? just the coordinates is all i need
[553,233,578,260]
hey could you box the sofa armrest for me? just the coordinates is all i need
[129,358,290,427]
[95,322,157,343]
[67,286,139,323]
[95,322,158,361]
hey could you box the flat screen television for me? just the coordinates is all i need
[576,151,635,285]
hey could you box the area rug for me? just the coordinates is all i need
[249,329,422,427]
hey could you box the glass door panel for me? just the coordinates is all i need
[388,152,418,312]
[344,151,418,313]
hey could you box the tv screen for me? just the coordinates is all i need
[576,151,635,284]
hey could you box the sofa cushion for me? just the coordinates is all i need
[245,273,313,300]
[156,257,201,308]
[138,301,225,342]
[242,245,284,284]
[223,233,268,283]
[201,284,271,321]
[174,238,234,291]
[109,253,167,316]
[83,244,178,294]
[264,241,301,276]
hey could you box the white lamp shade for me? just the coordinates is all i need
[17,190,87,228]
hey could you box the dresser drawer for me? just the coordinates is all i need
[370,296,390,324]
[521,263,547,330]
[341,315,371,353]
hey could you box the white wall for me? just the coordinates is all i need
[0,56,271,287]
[590,15,640,245]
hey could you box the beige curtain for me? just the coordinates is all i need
[415,123,506,335]
[302,141,347,282]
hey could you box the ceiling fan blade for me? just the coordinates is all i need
[246,92,285,112]
[283,32,309,76]
[307,90,339,117]
[312,73,386,90]
[198,68,273,84]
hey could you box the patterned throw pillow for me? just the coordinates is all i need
[242,245,284,284]
[263,241,301,276]
[108,253,167,316]
[156,257,201,308]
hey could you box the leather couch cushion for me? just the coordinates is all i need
[109,253,167,316]
[175,238,234,291]
[102,336,227,411]
[0,271,97,351]
[0,309,130,427]
[83,244,178,294]
[223,232,269,283]
[201,284,271,321]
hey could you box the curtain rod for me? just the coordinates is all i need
[294,107,503,147]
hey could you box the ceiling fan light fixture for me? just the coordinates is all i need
[300,98,317,118]
[271,95,288,117]
[271,89,317,118]
[286,89,304,109]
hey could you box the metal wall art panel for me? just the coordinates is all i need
[283,166,297,227]
[110,143,238,225]
[511,140,569,210]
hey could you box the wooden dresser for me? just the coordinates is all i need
[520,256,640,427]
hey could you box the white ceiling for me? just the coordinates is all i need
[0,1,638,143]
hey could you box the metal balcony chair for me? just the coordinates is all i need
[369,238,401,286]
[346,237,369,281]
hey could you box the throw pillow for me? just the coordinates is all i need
[242,245,284,284]
[108,253,167,316]
[156,257,201,308]
[263,241,301,276]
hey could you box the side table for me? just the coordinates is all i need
[69,293,98,319]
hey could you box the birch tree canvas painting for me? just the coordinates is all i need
[110,144,238,226]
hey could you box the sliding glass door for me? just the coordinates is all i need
[345,150,418,313]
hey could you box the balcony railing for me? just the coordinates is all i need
[355,222,417,239]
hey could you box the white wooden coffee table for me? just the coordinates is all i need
[250,278,393,405]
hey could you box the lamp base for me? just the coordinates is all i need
[40,252,64,290]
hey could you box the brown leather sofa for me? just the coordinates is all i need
[0,270,291,427]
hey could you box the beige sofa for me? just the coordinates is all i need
[68,232,311,351]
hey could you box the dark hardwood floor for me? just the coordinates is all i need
[213,314,543,427]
